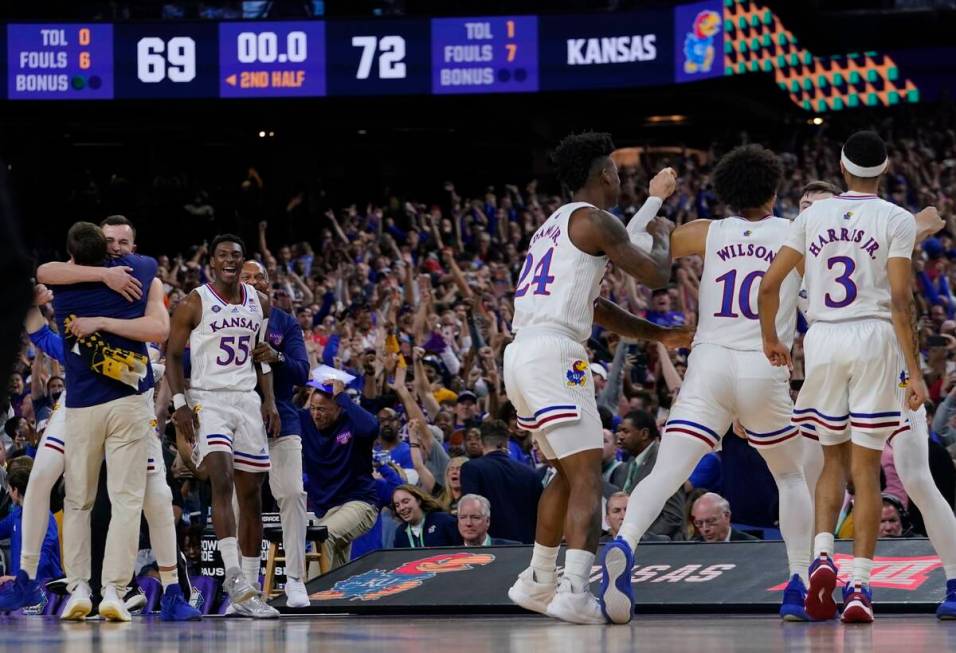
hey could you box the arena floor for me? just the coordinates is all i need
[1,614,954,653]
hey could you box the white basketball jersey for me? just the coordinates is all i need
[695,216,801,350]
[783,192,916,323]
[511,202,608,343]
[189,283,264,392]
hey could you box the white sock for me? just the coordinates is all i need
[563,549,596,594]
[159,568,179,590]
[242,556,261,590]
[20,555,39,580]
[813,532,834,558]
[852,557,873,586]
[219,537,240,571]
[530,543,559,584]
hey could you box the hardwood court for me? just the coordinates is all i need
[1,614,955,653]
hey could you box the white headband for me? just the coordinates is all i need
[841,148,887,178]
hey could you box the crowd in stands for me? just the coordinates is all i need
[3,103,956,587]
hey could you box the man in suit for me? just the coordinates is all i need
[458,494,519,546]
[610,411,684,540]
[460,420,541,544]
[691,492,758,542]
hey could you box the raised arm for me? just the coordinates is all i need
[569,207,673,289]
[670,219,711,259]
[757,245,803,368]
[67,278,170,343]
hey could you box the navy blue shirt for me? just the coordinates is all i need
[300,394,379,517]
[50,254,157,408]
[265,307,310,437]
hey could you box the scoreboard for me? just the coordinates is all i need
[0,0,930,112]
[0,5,707,101]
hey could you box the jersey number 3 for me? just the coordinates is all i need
[514,248,556,298]
[824,256,857,308]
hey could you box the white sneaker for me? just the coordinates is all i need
[60,583,93,621]
[99,586,132,622]
[545,578,606,625]
[507,567,557,615]
[284,578,310,608]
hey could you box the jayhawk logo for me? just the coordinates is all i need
[684,10,720,74]
[311,553,495,602]
[566,360,589,387]
[843,211,854,220]
[743,230,752,237]
[898,370,909,388]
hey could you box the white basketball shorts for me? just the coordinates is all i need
[503,330,602,460]
[663,343,797,450]
[187,388,271,473]
[793,319,908,451]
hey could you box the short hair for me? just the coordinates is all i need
[210,233,246,257]
[6,456,33,495]
[479,419,509,448]
[843,130,887,173]
[651,287,670,298]
[66,221,108,266]
[800,180,842,197]
[712,144,783,212]
[694,492,731,515]
[552,132,616,192]
[47,375,64,388]
[606,491,629,513]
[458,493,491,519]
[100,214,136,240]
[622,410,660,439]
[4,416,22,438]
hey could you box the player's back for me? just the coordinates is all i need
[791,192,915,323]
[695,216,800,351]
[510,202,608,344]
[189,283,263,392]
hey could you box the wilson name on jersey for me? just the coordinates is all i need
[695,216,800,351]
[510,202,608,343]
[189,283,263,392]
[783,192,916,323]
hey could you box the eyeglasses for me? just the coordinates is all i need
[693,516,723,529]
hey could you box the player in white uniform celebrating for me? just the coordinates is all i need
[167,234,281,619]
[759,131,925,623]
[598,144,814,624]
[796,182,956,620]
[504,132,692,624]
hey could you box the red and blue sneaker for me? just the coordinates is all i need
[0,570,42,613]
[804,555,839,620]
[779,574,810,621]
[599,537,634,624]
[841,582,874,623]
[937,579,956,620]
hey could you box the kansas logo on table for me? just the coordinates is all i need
[566,360,589,387]
[311,552,495,602]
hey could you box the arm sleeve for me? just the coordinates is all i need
[280,316,310,386]
[28,324,65,365]
[782,211,809,255]
[888,211,917,259]
[339,393,380,440]
[626,196,663,238]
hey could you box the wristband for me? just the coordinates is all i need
[173,393,188,410]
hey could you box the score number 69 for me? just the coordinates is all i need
[138,37,196,83]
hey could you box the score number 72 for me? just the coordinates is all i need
[352,35,406,80]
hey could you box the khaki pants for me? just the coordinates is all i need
[318,501,377,570]
[268,436,307,581]
[64,394,150,593]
